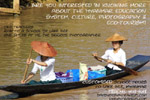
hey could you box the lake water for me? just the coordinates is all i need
[0,0,150,99]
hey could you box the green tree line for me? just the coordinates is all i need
[0,0,38,8]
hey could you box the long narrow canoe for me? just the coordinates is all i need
[0,55,150,97]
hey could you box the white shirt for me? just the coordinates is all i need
[31,56,56,81]
[101,48,126,70]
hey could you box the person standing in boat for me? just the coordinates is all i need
[92,33,127,75]
[21,41,61,84]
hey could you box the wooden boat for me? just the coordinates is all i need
[0,55,150,98]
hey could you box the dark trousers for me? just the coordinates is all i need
[27,79,62,85]
[105,66,122,76]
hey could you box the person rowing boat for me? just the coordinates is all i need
[21,41,61,85]
[92,33,128,75]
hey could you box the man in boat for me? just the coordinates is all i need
[21,41,61,85]
[92,33,127,75]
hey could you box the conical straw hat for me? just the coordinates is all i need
[31,41,57,57]
[105,33,127,42]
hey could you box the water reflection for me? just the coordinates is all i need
[12,16,22,63]
[79,90,88,100]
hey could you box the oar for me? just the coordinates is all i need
[94,56,138,76]
[23,48,32,81]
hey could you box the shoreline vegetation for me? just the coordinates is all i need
[0,0,62,8]
[0,0,38,8]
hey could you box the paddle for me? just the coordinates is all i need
[94,56,138,76]
[23,48,32,81]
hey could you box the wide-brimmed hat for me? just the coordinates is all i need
[31,41,57,57]
[105,33,127,42]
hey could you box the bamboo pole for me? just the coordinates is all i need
[23,49,33,81]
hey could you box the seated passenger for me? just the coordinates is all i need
[92,33,127,75]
